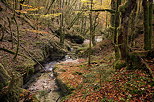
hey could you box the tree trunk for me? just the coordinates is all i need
[142,0,152,50]
[114,0,121,60]
[111,0,116,27]
[148,0,153,50]
[60,0,65,46]
[118,0,137,61]
[88,0,93,66]
[13,17,20,59]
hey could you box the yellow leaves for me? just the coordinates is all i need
[73,11,83,14]
[15,10,27,14]
[20,4,33,7]
[29,14,41,16]
[93,0,111,9]
[81,0,97,3]
[83,12,89,16]
[15,7,44,14]
[21,29,49,34]
[81,0,91,3]
[40,13,62,19]
[25,8,39,11]
[25,7,44,11]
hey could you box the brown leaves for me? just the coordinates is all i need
[21,29,49,34]
[55,57,153,102]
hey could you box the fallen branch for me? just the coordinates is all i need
[140,57,153,78]
[0,48,16,55]
[74,9,116,13]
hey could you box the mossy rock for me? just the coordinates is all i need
[55,79,74,96]
[0,63,10,90]
[65,34,84,44]
[41,41,66,61]
[53,66,74,95]
[0,68,23,102]
[147,50,154,58]
[114,60,126,70]
[55,30,85,44]
[130,51,148,57]
[75,47,89,57]
[127,54,145,70]
[72,71,83,75]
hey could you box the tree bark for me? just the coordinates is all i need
[88,0,93,66]
[113,0,121,60]
[148,0,153,50]
[142,0,152,50]
[118,0,137,60]
[60,0,65,46]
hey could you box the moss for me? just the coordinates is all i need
[55,79,74,96]
[55,30,85,44]
[0,70,22,102]
[0,63,10,90]
[25,62,35,75]
[53,65,74,96]
[65,34,85,44]
[76,47,89,57]
[72,71,83,75]
[59,69,66,72]
[114,60,126,70]
[127,54,144,70]
[41,41,66,61]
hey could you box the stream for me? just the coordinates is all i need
[23,55,75,102]
[24,61,61,102]
[23,37,102,102]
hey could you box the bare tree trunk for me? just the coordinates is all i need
[113,0,121,60]
[92,13,99,46]
[7,17,14,49]
[118,0,137,61]
[148,0,153,49]
[13,18,20,59]
[88,0,93,66]
[19,0,25,11]
[143,0,151,50]
[60,0,64,46]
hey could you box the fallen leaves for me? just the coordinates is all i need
[55,59,154,102]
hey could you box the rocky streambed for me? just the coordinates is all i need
[23,61,62,102]
[23,55,77,102]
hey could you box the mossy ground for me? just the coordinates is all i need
[54,41,154,102]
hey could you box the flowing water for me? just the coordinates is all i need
[24,56,75,102]
[26,61,61,102]
[83,36,103,45]
[23,37,103,101]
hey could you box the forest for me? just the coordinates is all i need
[0,0,154,102]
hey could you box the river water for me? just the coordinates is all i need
[23,61,61,102]
[24,37,103,101]
[24,56,76,102]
